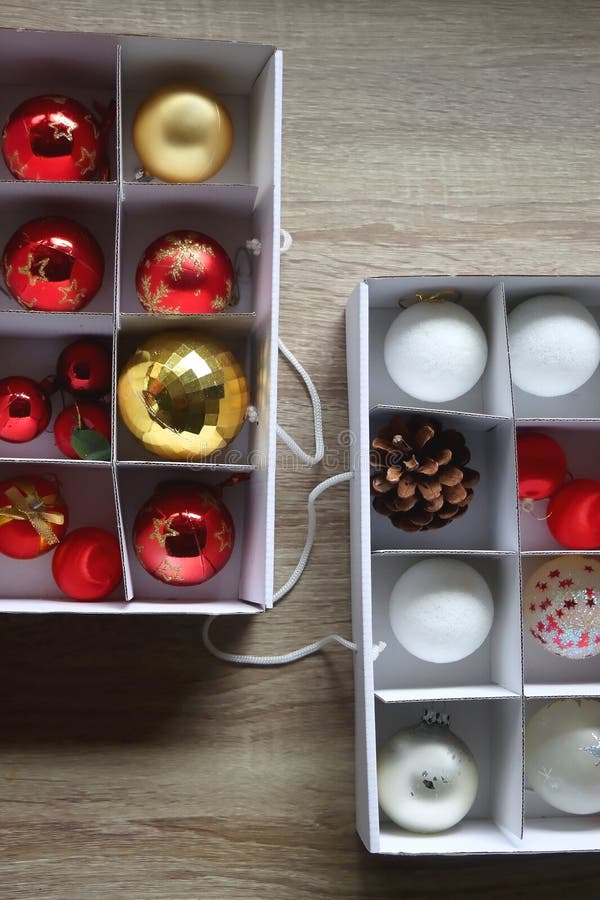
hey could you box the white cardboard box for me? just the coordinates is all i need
[0,28,282,615]
[346,275,600,854]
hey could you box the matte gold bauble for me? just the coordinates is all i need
[117,330,248,461]
[132,82,234,183]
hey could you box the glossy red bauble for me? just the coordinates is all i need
[54,401,111,460]
[2,216,104,312]
[548,479,600,550]
[57,339,111,396]
[52,527,122,601]
[2,95,106,181]
[133,481,235,586]
[516,432,567,501]
[136,230,234,314]
[0,474,68,558]
[0,376,51,443]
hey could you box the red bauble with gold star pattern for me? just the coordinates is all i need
[524,555,600,659]
[2,95,106,181]
[2,216,104,312]
[133,481,235,586]
[136,230,234,314]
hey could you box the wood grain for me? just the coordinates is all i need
[2,1,600,896]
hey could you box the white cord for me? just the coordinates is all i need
[280,228,293,253]
[276,338,324,466]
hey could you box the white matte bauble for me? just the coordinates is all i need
[508,294,600,397]
[383,302,488,403]
[377,716,479,833]
[526,698,600,814]
[389,558,494,664]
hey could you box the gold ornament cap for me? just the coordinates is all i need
[132,82,234,183]
[117,329,249,461]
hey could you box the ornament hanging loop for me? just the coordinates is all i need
[422,709,450,727]
[399,288,462,309]
[520,497,552,521]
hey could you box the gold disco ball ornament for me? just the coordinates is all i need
[117,330,249,461]
[132,82,234,183]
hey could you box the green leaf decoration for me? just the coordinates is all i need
[71,428,111,461]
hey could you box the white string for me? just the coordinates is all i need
[276,338,324,466]
[280,228,293,253]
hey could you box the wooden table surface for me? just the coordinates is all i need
[2,2,600,897]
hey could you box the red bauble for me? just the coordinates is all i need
[133,481,235,586]
[54,401,111,460]
[0,376,51,442]
[516,432,567,501]
[0,474,68,558]
[547,479,600,550]
[57,339,112,396]
[2,216,104,312]
[2,95,105,181]
[136,230,234,314]
[52,526,122,601]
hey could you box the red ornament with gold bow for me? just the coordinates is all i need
[0,474,68,559]
[2,216,104,312]
[2,94,113,181]
[133,479,237,586]
[136,230,234,314]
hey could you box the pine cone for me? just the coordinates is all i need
[370,415,480,532]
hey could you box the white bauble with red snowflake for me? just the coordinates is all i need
[524,555,600,659]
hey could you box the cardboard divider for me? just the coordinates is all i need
[0,460,123,604]
[517,421,600,552]
[118,182,258,315]
[0,180,117,315]
[115,463,253,612]
[366,277,513,417]
[0,329,113,462]
[374,698,523,853]
[0,30,118,183]
[369,407,519,552]
[371,552,522,699]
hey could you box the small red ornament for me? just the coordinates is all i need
[136,230,234,314]
[2,95,110,181]
[54,401,111,460]
[52,526,122,601]
[133,481,235,586]
[0,474,68,558]
[548,479,600,550]
[56,338,112,396]
[0,376,51,443]
[517,432,567,501]
[2,216,104,312]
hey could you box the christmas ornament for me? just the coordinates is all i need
[516,431,567,502]
[524,556,600,658]
[508,294,600,397]
[371,415,479,532]
[526,698,600,814]
[132,82,233,183]
[136,230,234,314]
[117,330,249,461]
[383,299,488,403]
[0,376,51,443]
[0,474,67,558]
[54,401,111,461]
[56,338,112,396]
[133,480,235,586]
[377,711,479,833]
[547,479,600,550]
[2,94,112,181]
[52,527,122,601]
[389,558,494,663]
[2,216,104,312]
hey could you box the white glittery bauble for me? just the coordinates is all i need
[508,294,600,397]
[526,698,600,814]
[383,302,488,403]
[389,558,494,664]
[524,555,600,659]
[378,718,479,833]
